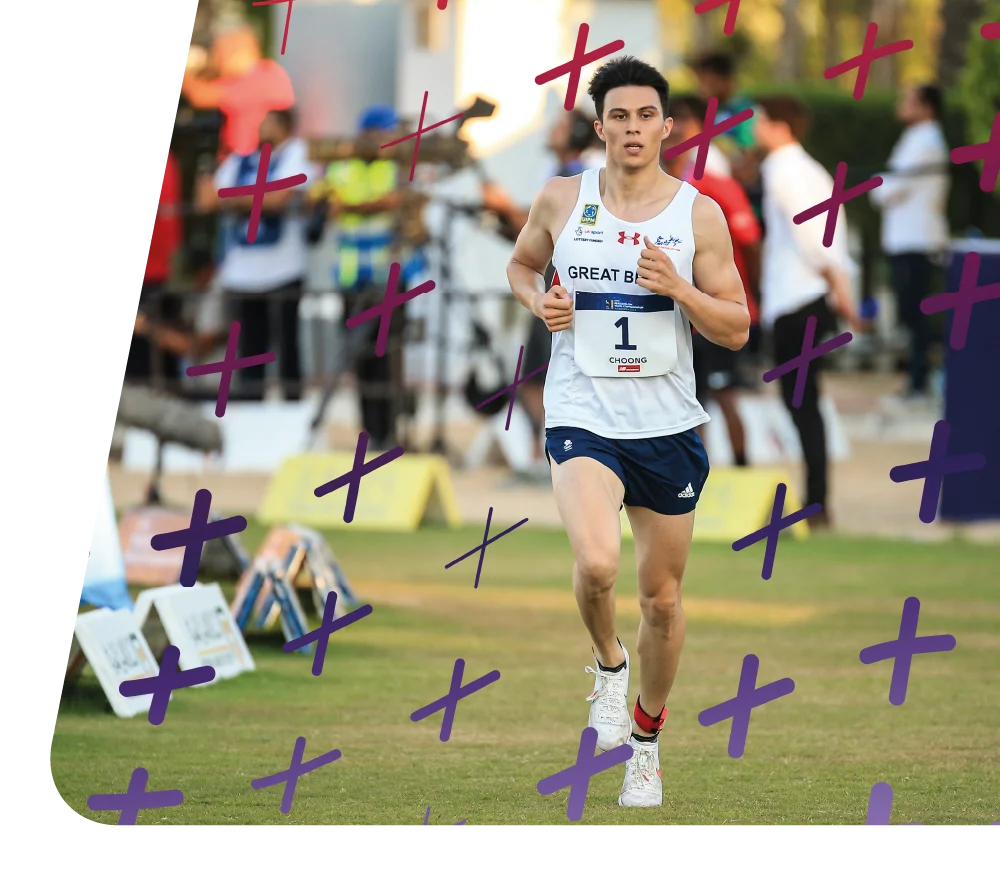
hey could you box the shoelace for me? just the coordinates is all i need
[626,745,659,790]
[584,665,627,723]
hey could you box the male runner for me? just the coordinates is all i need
[506,56,749,807]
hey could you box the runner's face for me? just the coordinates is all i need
[599,86,669,168]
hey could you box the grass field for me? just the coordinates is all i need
[51,521,1000,825]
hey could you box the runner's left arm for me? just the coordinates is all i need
[637,194,749,350]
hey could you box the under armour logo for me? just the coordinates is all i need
[618,231,641,245]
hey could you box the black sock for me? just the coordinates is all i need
[735,451,747,467]
[596,641,626,674]
[632,731,658,743]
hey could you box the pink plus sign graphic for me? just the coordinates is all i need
[951,113,1000,193]
[252,0,296,56]
[694,0,741,36]
[536,23,625,112]
[793,162,883,248]
[217,142,308,244]
[824,22,914,100]
[380,91,465,183]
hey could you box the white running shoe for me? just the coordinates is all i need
[584,643,631,751]
[619,735,662,807]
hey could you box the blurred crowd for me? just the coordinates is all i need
[128,26,953,521]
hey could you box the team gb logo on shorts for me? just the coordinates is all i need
[580,203,600,226]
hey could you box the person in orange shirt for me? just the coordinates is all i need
[662,95,763,467]
[181,25,294,159]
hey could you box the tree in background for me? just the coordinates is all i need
[940,0,986,88]
[956,0,1000,189]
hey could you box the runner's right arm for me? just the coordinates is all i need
[506,178,573,332]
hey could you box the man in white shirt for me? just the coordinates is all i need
[753,96,865,530]
[199,108,315,401]
[870,84,950,399]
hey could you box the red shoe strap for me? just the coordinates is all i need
[633,699,667,734]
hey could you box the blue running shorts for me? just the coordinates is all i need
[544,425,710,516]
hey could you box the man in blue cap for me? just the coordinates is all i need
[312,104,408,450]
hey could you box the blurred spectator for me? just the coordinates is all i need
[663,96,762,467]
[546,107,603,176]
[127,148,186,384]
[197,108,314,401]
[689,50,756,164]
[181,25,294,159]
[754,95,865,529]
[870,84,950,401]
[314,105,407,450]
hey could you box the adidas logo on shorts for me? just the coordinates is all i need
[678,483,695,499]
[563,440,573,451]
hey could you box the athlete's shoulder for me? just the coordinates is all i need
[533,173,583,221]
[690,189,731,244]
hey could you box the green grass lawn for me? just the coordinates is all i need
[51,522,1000,825]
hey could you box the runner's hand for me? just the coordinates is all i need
[534,285,574,332]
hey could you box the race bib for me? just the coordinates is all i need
[573,290,677,378]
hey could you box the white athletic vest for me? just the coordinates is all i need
[544,167,709,439]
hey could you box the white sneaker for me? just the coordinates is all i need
[584,643,631,751]
[619,735,662,807]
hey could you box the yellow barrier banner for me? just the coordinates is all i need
[258,453,462,532]
[621,468,810,542]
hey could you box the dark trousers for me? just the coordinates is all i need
[231,279,303,401]
[344,285,407,449]
[125,281,182,383]
[772,295,838,510]
[888,252,934,393]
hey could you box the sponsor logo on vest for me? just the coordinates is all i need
[618,231,641,245]
[580,203,600,226]
[655,234,682,251]
[618,364,641,373]
[573,226,604,243]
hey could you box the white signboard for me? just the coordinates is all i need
[73,608,160,719]
[135,582,255,681]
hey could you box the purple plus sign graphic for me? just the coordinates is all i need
[824,22,914,100]
[889,420,986,524]
[859,597,956,706]
[423,807,466,825]
[380,90,465,183]
[920,251,1000,350]
[344,261,436,358]
[474,345,548,431]
[732,483,822,580]
[251,736,342,814]
[535,23,625,112]
[698,654,795,758]
[118,644,216,725]
[793,162,882,247]
[444,507,529,590]
[185,321,275,417]
[410,658,501,742]
[865,782,923,825]
[951,112,1000,193]
[87,768,184,825]
[694,0,741,36]
[762,314,853,408]
[283,592,373,676]
[662,96,754,181]
[217,142,307,243]
[314,431,405,524]
[537,727,634,822]
[149,489,247,587]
